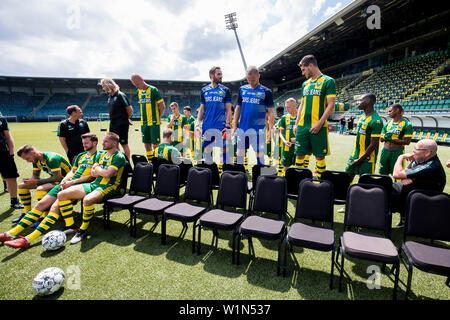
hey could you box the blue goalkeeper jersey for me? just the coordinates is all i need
[200,83,232,132]
[237,84,274,132]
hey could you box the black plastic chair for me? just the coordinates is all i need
[103,162,152,233]
[178,159,193,187]
[132,164,180,237]
[237,175,287,276]
[198,171,247,263]
[284,179,336,289]
[337,184,400,300]
[285,167,313,200]
[162,167,212,253]
[401,190,450,300]
[131,154,148,167]
[196,160,220,189]
[222,163,246,174]
[151,157,170,179]
[102,160,132,229]
[321,170,351,205]
[359,173,393,203]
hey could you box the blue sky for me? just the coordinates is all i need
[0,0,353,81]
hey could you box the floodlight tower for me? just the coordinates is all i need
[225,12,247,71]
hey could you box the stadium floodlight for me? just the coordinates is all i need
[225,12,248,71]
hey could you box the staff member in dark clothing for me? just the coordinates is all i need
[0,116,23,208]
[57,105,90,164]
[100,78,133,160]
[392,139,446,227]
[347,116,354,134]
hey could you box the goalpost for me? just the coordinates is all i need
[48,115,66,122]
[4,115,18,123]
[97,113,110,131]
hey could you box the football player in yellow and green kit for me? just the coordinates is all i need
[345,93,383,183]
[154,128,182,164]
[183,106,196,161]
[278,98,299,174]
[131,73,166,162]
[379,104,413,175]
[1,133,101,248]
[167,102,190,156]
[14,145,72,226]
[53,132,127,244]
[294,55,336,179]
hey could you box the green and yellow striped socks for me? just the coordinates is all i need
[80,204,95,230]
[146,150,154,162]
[303,155,310,169]
[59,200,74,227]
[18,188,32,214]
[315,158,326,179]
[26,211,60,244]
[8,209,43,236]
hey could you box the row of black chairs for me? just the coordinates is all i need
[102,161,449,300]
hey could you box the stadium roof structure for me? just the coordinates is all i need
[258,0,450,90]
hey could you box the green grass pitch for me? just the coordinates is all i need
[0,121,449,300]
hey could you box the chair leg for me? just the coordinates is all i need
[392,261,400,300]
[232,230,236,265]
[339,249,345,293]
[283,242,288,278]
[236,234,241,265]
[192,222,196,254]
[405,263,414,300]
[197,224,202,255]
[161,216,166,245]
[129,209,134,238]
[277,239,282,276]
[330,247,336,290]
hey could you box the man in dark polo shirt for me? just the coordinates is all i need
[100,78,133,160]
[0,116,23,209]
[392,139,446,227]
[58,105,90,164]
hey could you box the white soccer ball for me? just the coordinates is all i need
[42,230,66,251]
[32,267,65,296]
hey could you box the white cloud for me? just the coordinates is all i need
[0,0,352,81]
[323,2,343,18]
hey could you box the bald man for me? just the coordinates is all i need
[392,139,446,227]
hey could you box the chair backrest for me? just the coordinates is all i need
[222,163,246,174]
[154,164,180,199]
[404,190,450,242]
[321,170,351,202]
[359,174,393,200]
[178,159,193,185]
[129,162,153,195]
[251,164,275,185]
[131,154,148,167]
[217,171,247,210]
[252,175,287,220]
[295,179,334,225]
[285,167,313,196]
[185,167,212,204]
[196,161,220,187]
[344,184,390,234]
[151,157,170,177]
[117,160,131,195]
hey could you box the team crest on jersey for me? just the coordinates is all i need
[218,90,224,96]
[256,92,262,98]
[315,79,324,90]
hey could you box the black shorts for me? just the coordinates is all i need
[109,125,129,145]
[0,152,19,179]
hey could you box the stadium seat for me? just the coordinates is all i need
[285,167,313,200]
[197,171,247,263]
[321,170,351,205]
[283,179,336,289]
[104,162,153,236]
[337,184,400,300]
[401,190,450,300]
[161,167,212,253]
[132,164,180,237]
[237,175,287,276]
